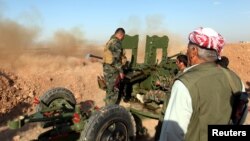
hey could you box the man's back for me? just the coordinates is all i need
[178,62,242,141]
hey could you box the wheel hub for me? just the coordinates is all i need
[98,122,128,141]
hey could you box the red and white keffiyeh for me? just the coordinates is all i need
[188,27,225,55]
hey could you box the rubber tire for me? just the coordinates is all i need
[36,87,76,128]
[80,105,136,141]
[36,87,76,112]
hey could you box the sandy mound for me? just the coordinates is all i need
[222,43,250,85]
[0,69,35,125]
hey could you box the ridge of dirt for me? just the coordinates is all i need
[0,68,35,125]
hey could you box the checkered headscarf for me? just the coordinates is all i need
[189,27,225,56]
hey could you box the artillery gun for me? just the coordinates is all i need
[94,35,181,137]
[8,87,136,141]
[7,35,181,141]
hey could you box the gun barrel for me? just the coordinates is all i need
[167,52,182,59]
[85,54,103,60]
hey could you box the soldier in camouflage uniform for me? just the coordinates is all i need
[154,67,178,141]
[103,28,125,105]
[136,68,175,104]
[175,54,188,76]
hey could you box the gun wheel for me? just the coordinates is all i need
[36,87,76,112]
[36,87,76,128]
[80,105,136,141]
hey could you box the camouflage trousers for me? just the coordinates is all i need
[103,64,120,105]
[143,90,166,104]
[140,90,171,120]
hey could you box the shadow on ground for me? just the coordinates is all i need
[0,102,32,141]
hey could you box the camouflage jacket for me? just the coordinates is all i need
[103,36,123,73]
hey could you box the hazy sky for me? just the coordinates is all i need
[1,0,250,43]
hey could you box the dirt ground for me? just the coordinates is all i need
[0,43,250,141]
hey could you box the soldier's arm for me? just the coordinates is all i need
[109,41,123,73]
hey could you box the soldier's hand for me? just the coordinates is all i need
[120,73,125,79]
[155,80,161,86]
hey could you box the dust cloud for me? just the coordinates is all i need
[0,15,103,71]
[0,18,39,58]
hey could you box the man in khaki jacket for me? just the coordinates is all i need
[159,27,246,141]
